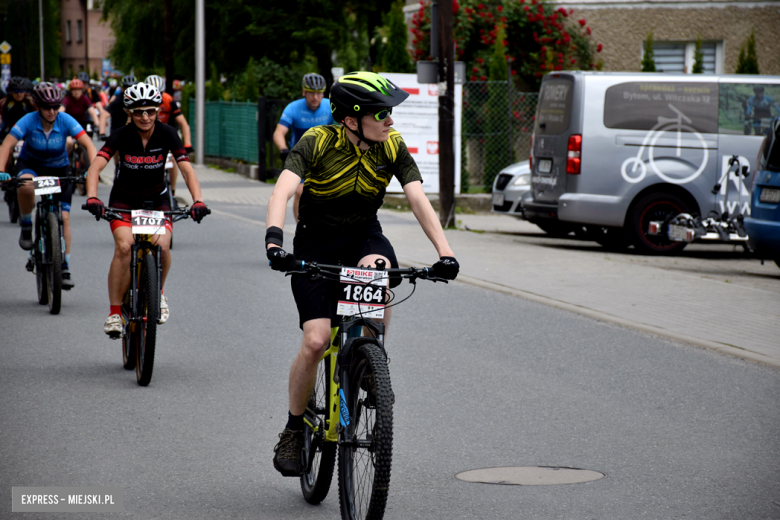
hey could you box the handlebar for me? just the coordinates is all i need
[1,175,85,187]
[288,260,448,284]
[80,204,209,223]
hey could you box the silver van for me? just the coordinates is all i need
[523,71,780,254]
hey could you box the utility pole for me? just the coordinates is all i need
[437,0,455,228]
[39,0,44,80]
[164,0,174,95]
[195,0,205,165]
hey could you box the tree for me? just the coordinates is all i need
[735,29,759,74]
[691,36,704,73]
[410,0,601,91]
[641,32,656,72]
[0,0,61,79]
[374,0,413,73]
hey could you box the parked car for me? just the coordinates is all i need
[523,71,780,254]
[744,117,780,269]
[491,161,531,218]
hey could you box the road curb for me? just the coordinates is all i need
[397,256,780,371]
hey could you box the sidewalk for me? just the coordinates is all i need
[186,164,780,369]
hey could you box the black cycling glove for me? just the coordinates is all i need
[280,149,290,165]
[267,247,296,272]
[189,201,209,223]
[431,256,459,280]
[185,146,194,154]
[85,197,105,221]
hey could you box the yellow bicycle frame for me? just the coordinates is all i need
[303,327,342,443]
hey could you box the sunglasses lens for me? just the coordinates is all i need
[375,109,391,121]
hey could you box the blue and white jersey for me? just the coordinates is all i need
[10,112,86,168]
[278,98,333,148]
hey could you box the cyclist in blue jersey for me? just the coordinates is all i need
[746,86,780,136]
[0,82,97,289]
[273,73,332,220]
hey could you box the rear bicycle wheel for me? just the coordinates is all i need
[135,252,158,386]
[301,355,337,504]
[339,341,393,520]
[45,212,62,315]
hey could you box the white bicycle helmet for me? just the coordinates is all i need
[145,74,166,93]
[123,83,162,109]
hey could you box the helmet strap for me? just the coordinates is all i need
[344,117,376,149]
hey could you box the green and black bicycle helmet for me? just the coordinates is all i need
[330,71,409,145]
[302,73,326,93]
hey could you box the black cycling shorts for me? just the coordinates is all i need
[108,186,171,213]
[291,218,399,329]
[14,158,74,212]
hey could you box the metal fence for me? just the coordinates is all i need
[189,85,537,191]
[461,82,537,192]
[188,100,258,164]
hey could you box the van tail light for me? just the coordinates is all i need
[529,135,534,170]
[567,134,581,174]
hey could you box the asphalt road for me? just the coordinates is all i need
[1,188,779,519]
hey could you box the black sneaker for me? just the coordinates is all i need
[273,428,304,477]
[61,269,74,290]
[19,227,32,251]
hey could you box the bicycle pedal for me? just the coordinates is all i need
[108,331,122,340]
[25,259,34,272]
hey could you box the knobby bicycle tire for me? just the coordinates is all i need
[121,291,136,370]
[35,214,48,305]
[6,185,19,223]
[301,355,337,504]
[45,212,62,314]
[338,341,393,520]
[135,252,158,386]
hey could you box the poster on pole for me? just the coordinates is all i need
[381,73,461,194]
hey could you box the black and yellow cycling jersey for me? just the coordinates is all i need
[286,124,422,227]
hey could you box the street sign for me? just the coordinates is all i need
[0,41,11,54]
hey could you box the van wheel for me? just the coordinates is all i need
[587,226,630,251]
[629,192,689,255]
[535,220,574,237]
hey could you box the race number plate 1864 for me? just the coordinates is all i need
[337,268,388,318]
[33,177,61,195]
[131,209,166,235]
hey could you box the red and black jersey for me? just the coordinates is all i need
[97,120,189,196]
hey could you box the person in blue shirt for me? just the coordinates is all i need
[746,85,780,136]
[0,82,96,289]
[273,73,332,219]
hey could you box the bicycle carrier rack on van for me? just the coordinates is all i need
[648,155,751,244]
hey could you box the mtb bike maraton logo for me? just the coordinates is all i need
[621,104,710,185]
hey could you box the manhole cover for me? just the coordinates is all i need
[455,466,605,486]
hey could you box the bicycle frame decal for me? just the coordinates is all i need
[339,389,350,427]
[33,177,61,196]
[131,210,166,235]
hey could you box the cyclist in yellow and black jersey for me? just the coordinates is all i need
[264,71,459,477]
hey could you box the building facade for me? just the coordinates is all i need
[61,0,114,78]
[553,0,780,75]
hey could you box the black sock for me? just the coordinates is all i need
[286,411,304,431]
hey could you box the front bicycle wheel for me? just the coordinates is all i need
[339,341,393,520]
[45,212,62,314]
[135,252,158,386]
[121,291,136,370]
[34,214,48,305]
[301,355,337,504]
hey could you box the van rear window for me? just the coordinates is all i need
[535,77,573,135]
[604,82,718,134]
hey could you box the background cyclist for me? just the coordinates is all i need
[145,75,193,204]
[0,77,37,172]
[83,82,209,336]
[0,82,97,289]
[60,78,99,157]
[99,75,137,172]
[264,71,459,477]
[273,73,332,220]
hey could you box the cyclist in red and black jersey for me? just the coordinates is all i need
[0,77,37,172]
[83,83,209,336]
